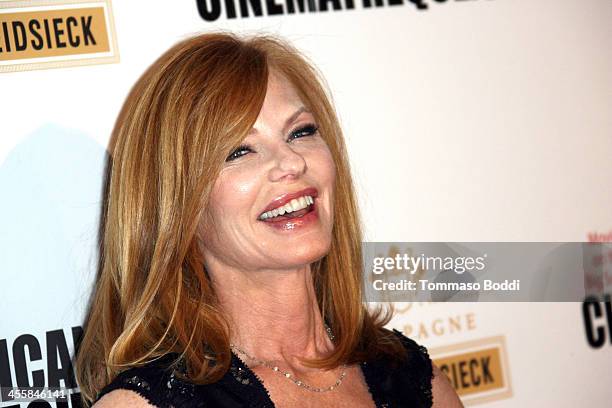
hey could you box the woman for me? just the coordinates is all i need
[75,31,462,407]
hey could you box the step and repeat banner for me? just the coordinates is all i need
[1,0,611,406]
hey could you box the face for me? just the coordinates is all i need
[199,72,336,274]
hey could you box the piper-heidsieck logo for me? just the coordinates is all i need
[0,0,118,73]
[196,0,495,22]
[0,327,82,408]
[395,303,513,405]
[429,336,512,406]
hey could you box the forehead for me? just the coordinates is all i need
[260,72,304,114]
[246,72,309,136]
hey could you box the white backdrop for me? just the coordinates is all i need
[1,0,611,406]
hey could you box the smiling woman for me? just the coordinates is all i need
[74,31,462,408]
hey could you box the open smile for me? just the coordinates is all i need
[257,187,320,231]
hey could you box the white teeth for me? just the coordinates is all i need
[259,195,314,220]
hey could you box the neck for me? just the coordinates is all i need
[208,262,334,364]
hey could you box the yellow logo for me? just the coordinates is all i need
[430,336,512,405]
[0,0,118,72]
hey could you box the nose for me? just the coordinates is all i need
[268,144,307,182]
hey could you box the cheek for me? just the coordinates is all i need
[311,145,336,187]
[208,172,260,221]
[306,145,336,220]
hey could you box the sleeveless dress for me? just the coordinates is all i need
[94,329,433,408]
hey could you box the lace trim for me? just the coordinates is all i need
[392,328,434,408]
[227,351,276,407]
[96,353,275,408]
[95,354,200,408]
[95,372,165,407]
[360,359,389,408]
[419,345,434,406]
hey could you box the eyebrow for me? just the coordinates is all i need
[284,106,310,129]
[248,106,311,135]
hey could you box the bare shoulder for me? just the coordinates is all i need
[431,363,464,408]
[92,389,157,408]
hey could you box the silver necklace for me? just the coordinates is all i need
[230,324,348,393]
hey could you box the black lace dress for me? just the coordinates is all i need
[94,329,433,408]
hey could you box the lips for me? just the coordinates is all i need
[258,187,319,217]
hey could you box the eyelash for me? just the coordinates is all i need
[225,123,319,162]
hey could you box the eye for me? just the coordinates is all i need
[225,144,252,162]
[225,124,319,162]
[288,123,319,142]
